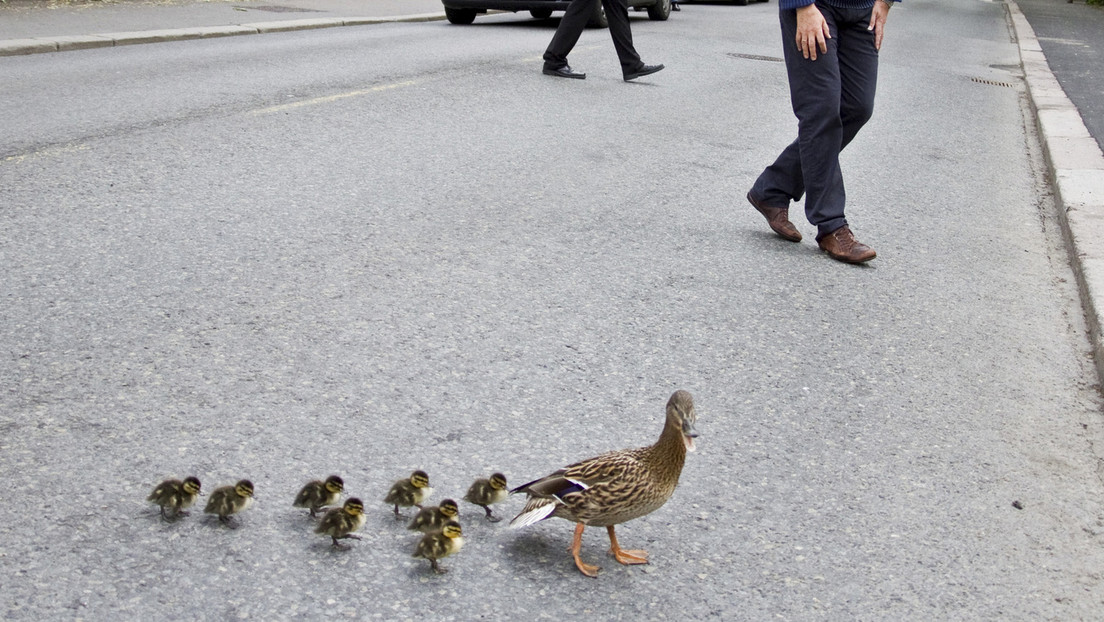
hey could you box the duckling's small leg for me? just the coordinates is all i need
[310,507,320,518]
[606,526,648,565]
[393,504,401,518]
[571,523,600,577]
[482,505,501,523]
[430,559,448,574]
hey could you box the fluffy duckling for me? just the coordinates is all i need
[463,472,508,522]
[510,390,698,578]
[407,498,460,533]
[315,497,366,549]
[412,520,464,573]
[148,476,202,521]
[293,475,344,517]
[204,479,255,526]
[384,470,432,517]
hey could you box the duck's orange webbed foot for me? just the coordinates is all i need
[571,523,601,578]
[607,525,649,565]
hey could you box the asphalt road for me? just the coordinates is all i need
[3,1,1104,619]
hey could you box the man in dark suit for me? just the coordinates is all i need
[541,0,664,81]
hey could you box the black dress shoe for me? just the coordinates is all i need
[624,64,665,81]
[671,2,680,10]
[543,65,586,80]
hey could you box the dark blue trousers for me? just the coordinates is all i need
[543,0,643,74]
[751,3,879,240]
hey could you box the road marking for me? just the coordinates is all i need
[3,142,90,164]
[251,80,418,115]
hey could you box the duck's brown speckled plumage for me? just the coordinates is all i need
[509,390,698,577]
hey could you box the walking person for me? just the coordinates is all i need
[746,0,895,264]
[541,0,665,81]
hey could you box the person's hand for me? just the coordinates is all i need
[868,0,890,51]
[795,4,830,61]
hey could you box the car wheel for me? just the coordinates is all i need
[586,4,608,28]
[530,8,553,18]
[647,0,671,20]
[445,7,478,23]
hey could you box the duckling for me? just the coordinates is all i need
[510,390,698,578]
[407,498,460,533]
[463,472,508,522]
[384,470,432,517]
[315,497,366,549]
[412,520,464,573]
[147,476,202,521]
[293,475,344,518]
[204,479,255,526]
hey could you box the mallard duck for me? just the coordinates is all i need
[204,479,255,526]
[384,470,432,517]
[463,472,508,522]
[293,475,344,517]
[412,520,464,573]
[509,390,698,578]
[148,476,202,521]
[408,498,460,533]
[316,497,366,548]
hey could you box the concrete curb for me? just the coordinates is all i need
[0,11,446,56]
[1009,1,1104,384]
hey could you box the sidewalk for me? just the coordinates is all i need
[1008,1,1104,384]
[0,0,447,55]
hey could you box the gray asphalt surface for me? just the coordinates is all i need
[3,1,1104,619]
[1016,0,1104,153]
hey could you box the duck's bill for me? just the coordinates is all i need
[684,434,697,452]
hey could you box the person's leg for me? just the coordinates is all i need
[750,5,844,214]
[779,4,848,238]
[601,0,643,73]
[836,8,879,151]
[814,6,878,262]
[544,0,601,69]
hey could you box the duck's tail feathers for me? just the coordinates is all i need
[509,499,557,529]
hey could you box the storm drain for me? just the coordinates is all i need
[971,76,1016,88]
[727,52,784,63]
[235,5,325,12]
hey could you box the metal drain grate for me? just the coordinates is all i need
[971,77,1016,88]
[236,5,325,12]
[727,52,784,63]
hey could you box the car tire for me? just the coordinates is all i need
[530,8,553,18]
[445,7,478,23]
[647,0,671,20]
[586,4,608,28]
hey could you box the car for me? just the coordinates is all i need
[441,0,672,28]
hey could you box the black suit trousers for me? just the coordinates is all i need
[543,0,643,73]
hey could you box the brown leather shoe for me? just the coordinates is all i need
[746,192,801,242]
[817,226,876,264]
